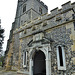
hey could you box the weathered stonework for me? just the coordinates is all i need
[5,0,75,75]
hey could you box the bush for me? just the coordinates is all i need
[0,62,2,66]
[0,56,4,67]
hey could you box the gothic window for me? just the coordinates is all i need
[73,22,75,30]
[39,7,42,14]
[23,51,27,67]
[72,14,75,30]
[23,4,26,13]
[57,45,66,70]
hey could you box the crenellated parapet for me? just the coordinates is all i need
[50,1,75,15]
[18,0,48,9]
[37,0,48,9]
[13,1,75,37]
[62,1,71,10]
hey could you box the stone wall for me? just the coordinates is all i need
[46,25,73,74]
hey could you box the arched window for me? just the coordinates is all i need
[57,45,66,70]
[23,4,26,13]
[23,51,27,67]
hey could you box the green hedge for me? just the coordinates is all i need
[0,62,2,66]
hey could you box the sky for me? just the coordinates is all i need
[0,0,74,51]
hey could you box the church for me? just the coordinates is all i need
[5,0,75,75]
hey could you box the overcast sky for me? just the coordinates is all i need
[0,0,74,51]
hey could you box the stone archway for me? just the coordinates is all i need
[33,50,46,75]
[29,44,51,75]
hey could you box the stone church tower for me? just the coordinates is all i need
[5,0,75,75]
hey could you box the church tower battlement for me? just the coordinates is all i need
[15,0,48,29]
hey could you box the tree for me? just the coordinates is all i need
[0,56,4,67]
[0,25,4,52]
[0,25,4,67]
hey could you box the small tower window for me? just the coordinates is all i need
[39,7,42,14]
[57,45,66,70]
[23,51,27,67]
[23,4,26,13]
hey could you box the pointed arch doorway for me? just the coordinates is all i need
[29,44,51,75]
[33,50,46,75]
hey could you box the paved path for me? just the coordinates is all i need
[0,71,17,75]
[0,66,27,75]
[0,66,17,75]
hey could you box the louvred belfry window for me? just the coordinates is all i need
[23,4,26,13]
